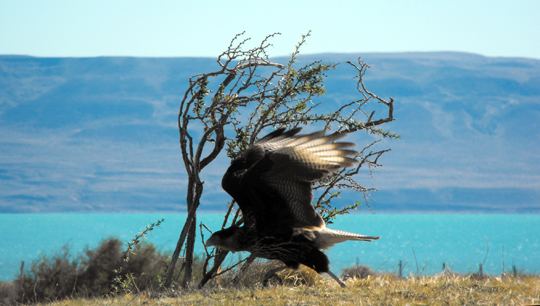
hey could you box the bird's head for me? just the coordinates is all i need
[205,226,242,252]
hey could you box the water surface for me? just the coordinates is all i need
[1,213,538,281]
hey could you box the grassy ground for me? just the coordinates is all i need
[4,239,537,305]
[37,274,540,306]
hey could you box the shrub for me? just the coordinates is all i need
[0,281,17,305]
[341,265,385,281]
[210,260,323,288]
[7,238,171,305]
[16,245,80,304]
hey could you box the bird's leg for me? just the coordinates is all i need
[327,270,347,288]
[262,266,288,287]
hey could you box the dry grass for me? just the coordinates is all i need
[37,273,540,306]
[212,260,323,288]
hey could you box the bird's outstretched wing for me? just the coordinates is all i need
[222,128,358,235]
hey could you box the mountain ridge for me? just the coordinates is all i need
[1,52,539,213]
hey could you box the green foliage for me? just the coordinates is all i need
[110,219,165,294]
[315,199,363,225]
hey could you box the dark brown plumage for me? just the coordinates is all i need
[205,128,380,287]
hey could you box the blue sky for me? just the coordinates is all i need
[1,0,539,59]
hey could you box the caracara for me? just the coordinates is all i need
[205,128,380,287]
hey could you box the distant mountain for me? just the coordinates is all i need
[1,53,539,213]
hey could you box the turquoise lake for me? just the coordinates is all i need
[1,213,539,281]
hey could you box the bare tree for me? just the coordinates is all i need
[163,31,398,289]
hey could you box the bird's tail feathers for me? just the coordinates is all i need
[315,227,380,249]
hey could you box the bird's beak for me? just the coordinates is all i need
[205,233,236,253]
[205,235,218,247]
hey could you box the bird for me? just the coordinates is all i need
[205,127,380,287]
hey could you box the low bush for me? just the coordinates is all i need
[2,238,180,305]
[208,260,328,289]
[341,264,383,281]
